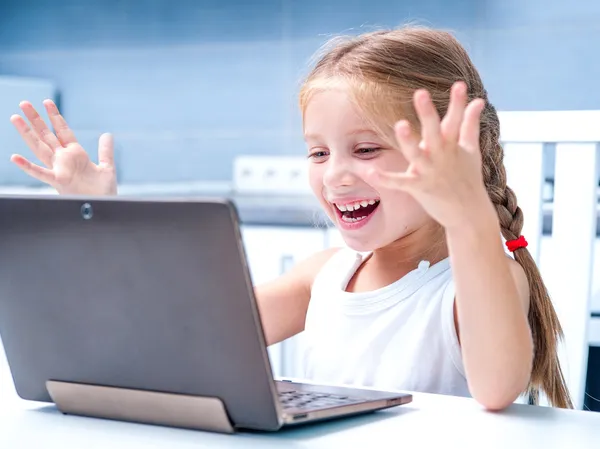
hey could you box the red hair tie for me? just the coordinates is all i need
[506,235,528,252]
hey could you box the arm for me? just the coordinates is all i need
[254,247,340,346]
[446,197,533,411]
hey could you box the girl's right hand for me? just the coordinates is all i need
[9,100,118,195]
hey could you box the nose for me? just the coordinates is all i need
[322,153,357,190]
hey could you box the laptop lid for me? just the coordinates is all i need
[0,195,282,430]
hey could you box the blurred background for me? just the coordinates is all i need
[2,0,600,185]
[0,0,599,413]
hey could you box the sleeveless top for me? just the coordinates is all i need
[300,247,470,398]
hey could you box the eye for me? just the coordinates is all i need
[355,147,381,157]
[308,149,329,160]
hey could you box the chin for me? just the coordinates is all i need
[335,233,386,253]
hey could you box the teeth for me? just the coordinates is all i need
[341,215,367,223]
[335,199,379,212]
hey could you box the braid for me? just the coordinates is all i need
[479,102,523,241]
[479,102,536,392]
[479,99,573,408]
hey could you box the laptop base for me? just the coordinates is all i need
[46,380,235,434]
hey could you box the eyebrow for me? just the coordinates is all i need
[304,129,380,141]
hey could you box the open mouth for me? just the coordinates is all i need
[334,199,380,223]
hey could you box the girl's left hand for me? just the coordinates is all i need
[368,81,493,230]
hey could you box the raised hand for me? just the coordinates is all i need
[10,100,117,195]
[367,81,492,230]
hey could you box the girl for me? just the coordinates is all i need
[8,26,572,410]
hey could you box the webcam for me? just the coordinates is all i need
[81,202,93,220]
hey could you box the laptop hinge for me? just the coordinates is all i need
[46,380,235,434]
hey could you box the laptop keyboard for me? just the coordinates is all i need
[278,390,360,410]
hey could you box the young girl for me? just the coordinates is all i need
[9,26,572,410]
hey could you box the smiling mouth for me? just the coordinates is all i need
[334,199,380,223]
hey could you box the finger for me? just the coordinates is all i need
[10,154,56,185]
[367,167,417,192]
[43,99,78,146]
[97,133,115,166]
[441,81,468,143]
[458,98,486,153]
[19,101,62,151]
[394,120,421,162]
[413,89,443,154]
[10,114,55,167]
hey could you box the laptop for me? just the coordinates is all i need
[0,195,412,432]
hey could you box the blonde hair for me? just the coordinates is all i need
[299,26,573,408]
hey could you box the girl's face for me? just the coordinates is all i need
[304,88,432,252]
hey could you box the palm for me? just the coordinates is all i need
[9,100,117,195]
[50,143,115,195]
[367,81,489,230]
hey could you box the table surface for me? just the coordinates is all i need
[0,294,598,449]
[1,387,599,449]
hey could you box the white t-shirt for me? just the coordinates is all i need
[300,247,470,398]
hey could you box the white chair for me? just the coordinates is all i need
[500,110,600,409]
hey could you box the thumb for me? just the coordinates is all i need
[98,133,115,166]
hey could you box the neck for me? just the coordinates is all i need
[370,221,448,271]
[345,221,448,293]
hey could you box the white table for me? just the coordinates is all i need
[1,343,599,448]
[1,390,598,449]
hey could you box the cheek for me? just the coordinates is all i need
[379,189,430,231]
[307,164,323,195]
[381,151,411,172]
[355,152,410,181]
[307,164,333,209]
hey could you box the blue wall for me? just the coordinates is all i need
[474,0,600,111]
[0,0,598,184]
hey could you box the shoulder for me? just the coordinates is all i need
[253,247,344,344]
[291,246,345,290]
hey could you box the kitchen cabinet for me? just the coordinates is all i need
[240,225,326,379]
